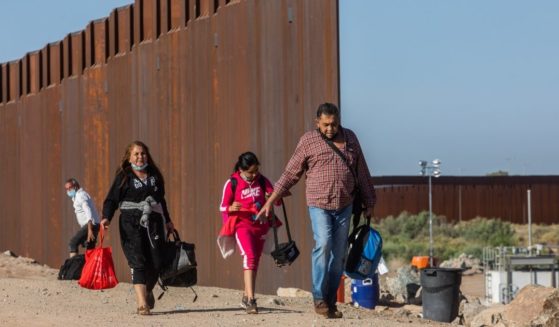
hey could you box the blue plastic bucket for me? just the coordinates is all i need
[351,274,379,309]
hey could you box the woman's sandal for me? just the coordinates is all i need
[137,305,151,315]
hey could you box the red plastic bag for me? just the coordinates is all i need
[78,228,118,290]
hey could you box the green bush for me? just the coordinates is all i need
[381,241,407,262]
[456,217,516,247]
[381,239,429,262]
[460,244,485,259]
[377,211,430,239]
[376,213,518,262]
[400,211,429,239]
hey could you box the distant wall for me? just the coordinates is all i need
[0,0,339,294]
[372,176,559,224]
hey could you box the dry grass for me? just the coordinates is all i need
[513,223,559,249]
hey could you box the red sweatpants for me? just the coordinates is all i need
[235,217,270,271]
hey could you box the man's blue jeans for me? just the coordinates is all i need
[308,204,352,305]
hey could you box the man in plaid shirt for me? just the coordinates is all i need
[258,103,376,318]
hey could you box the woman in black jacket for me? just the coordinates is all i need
[100,140,174,315]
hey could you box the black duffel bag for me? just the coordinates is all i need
[270,201,300,267]
[160,230,197,289]
[58,254,85,280]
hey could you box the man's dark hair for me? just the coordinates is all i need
[316,102,339,118]
[65,178,80,188]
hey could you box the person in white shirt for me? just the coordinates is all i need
[64,178,100,257]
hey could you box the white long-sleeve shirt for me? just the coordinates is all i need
[72,188,100,227]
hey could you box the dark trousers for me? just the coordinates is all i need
[119,212,165,289]
[68,224,100,253]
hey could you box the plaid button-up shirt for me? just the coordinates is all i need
[274,128,376,210]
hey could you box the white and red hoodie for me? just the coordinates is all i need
[217,172,279,258]
[219,171,273,222]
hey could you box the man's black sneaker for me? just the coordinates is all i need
[328,304,343,319]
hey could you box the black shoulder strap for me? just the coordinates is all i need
[272,201,294,247]
[318,129,358,182]
[319,130,370,229]
[258,175,266,194]
[230,177,238,195]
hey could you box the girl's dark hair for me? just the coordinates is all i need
[233,152,260,172]
[316,102,340,118]
[116,140,164,188]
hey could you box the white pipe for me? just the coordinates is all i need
[429,174,433,267]
[527,189,532,251]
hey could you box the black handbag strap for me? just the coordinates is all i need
[318,129,358,183]
[319,130,370,228]
[281,201,293,242]
[169,229,180,241]
[272,201,293,247]
[272,215,279,247]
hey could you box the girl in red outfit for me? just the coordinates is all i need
[218,152,275,314]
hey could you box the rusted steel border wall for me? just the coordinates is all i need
[0,0,339,294]
[372,176,559,224]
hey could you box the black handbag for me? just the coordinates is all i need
[270,201,300,267]
[159,229,197,288]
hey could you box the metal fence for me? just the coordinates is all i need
[3,0,553,297]
[372,176,559,224]
[0,0,339,294]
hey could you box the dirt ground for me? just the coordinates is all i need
[0,251,484,326]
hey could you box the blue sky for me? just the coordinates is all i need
[340,1,559,176]
[0,1,132,62]
[1,1,557,176]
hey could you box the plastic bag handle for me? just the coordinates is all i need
[97,226,105,248]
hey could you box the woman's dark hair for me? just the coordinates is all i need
[233,152,260,172]
[316,102,340,118]
[116,140,164,188]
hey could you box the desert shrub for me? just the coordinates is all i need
[377,211,445,240]
[531,226,550,241]
[377,213,518,262]
[377,212,454,261]
[513,223,559,246]
[381,239,429,262]
[405,241,429,261]
[400,211,430,239]
[460,244,485,259]
[434,217,460,238]
[377,214,401,237]
[456,217,516,247]
[540,228,559,245]
[434,236,467,259]
[381,241,407,262]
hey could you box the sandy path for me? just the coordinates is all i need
[0,252,462,326]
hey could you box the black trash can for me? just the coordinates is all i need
[421,268,462,323]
